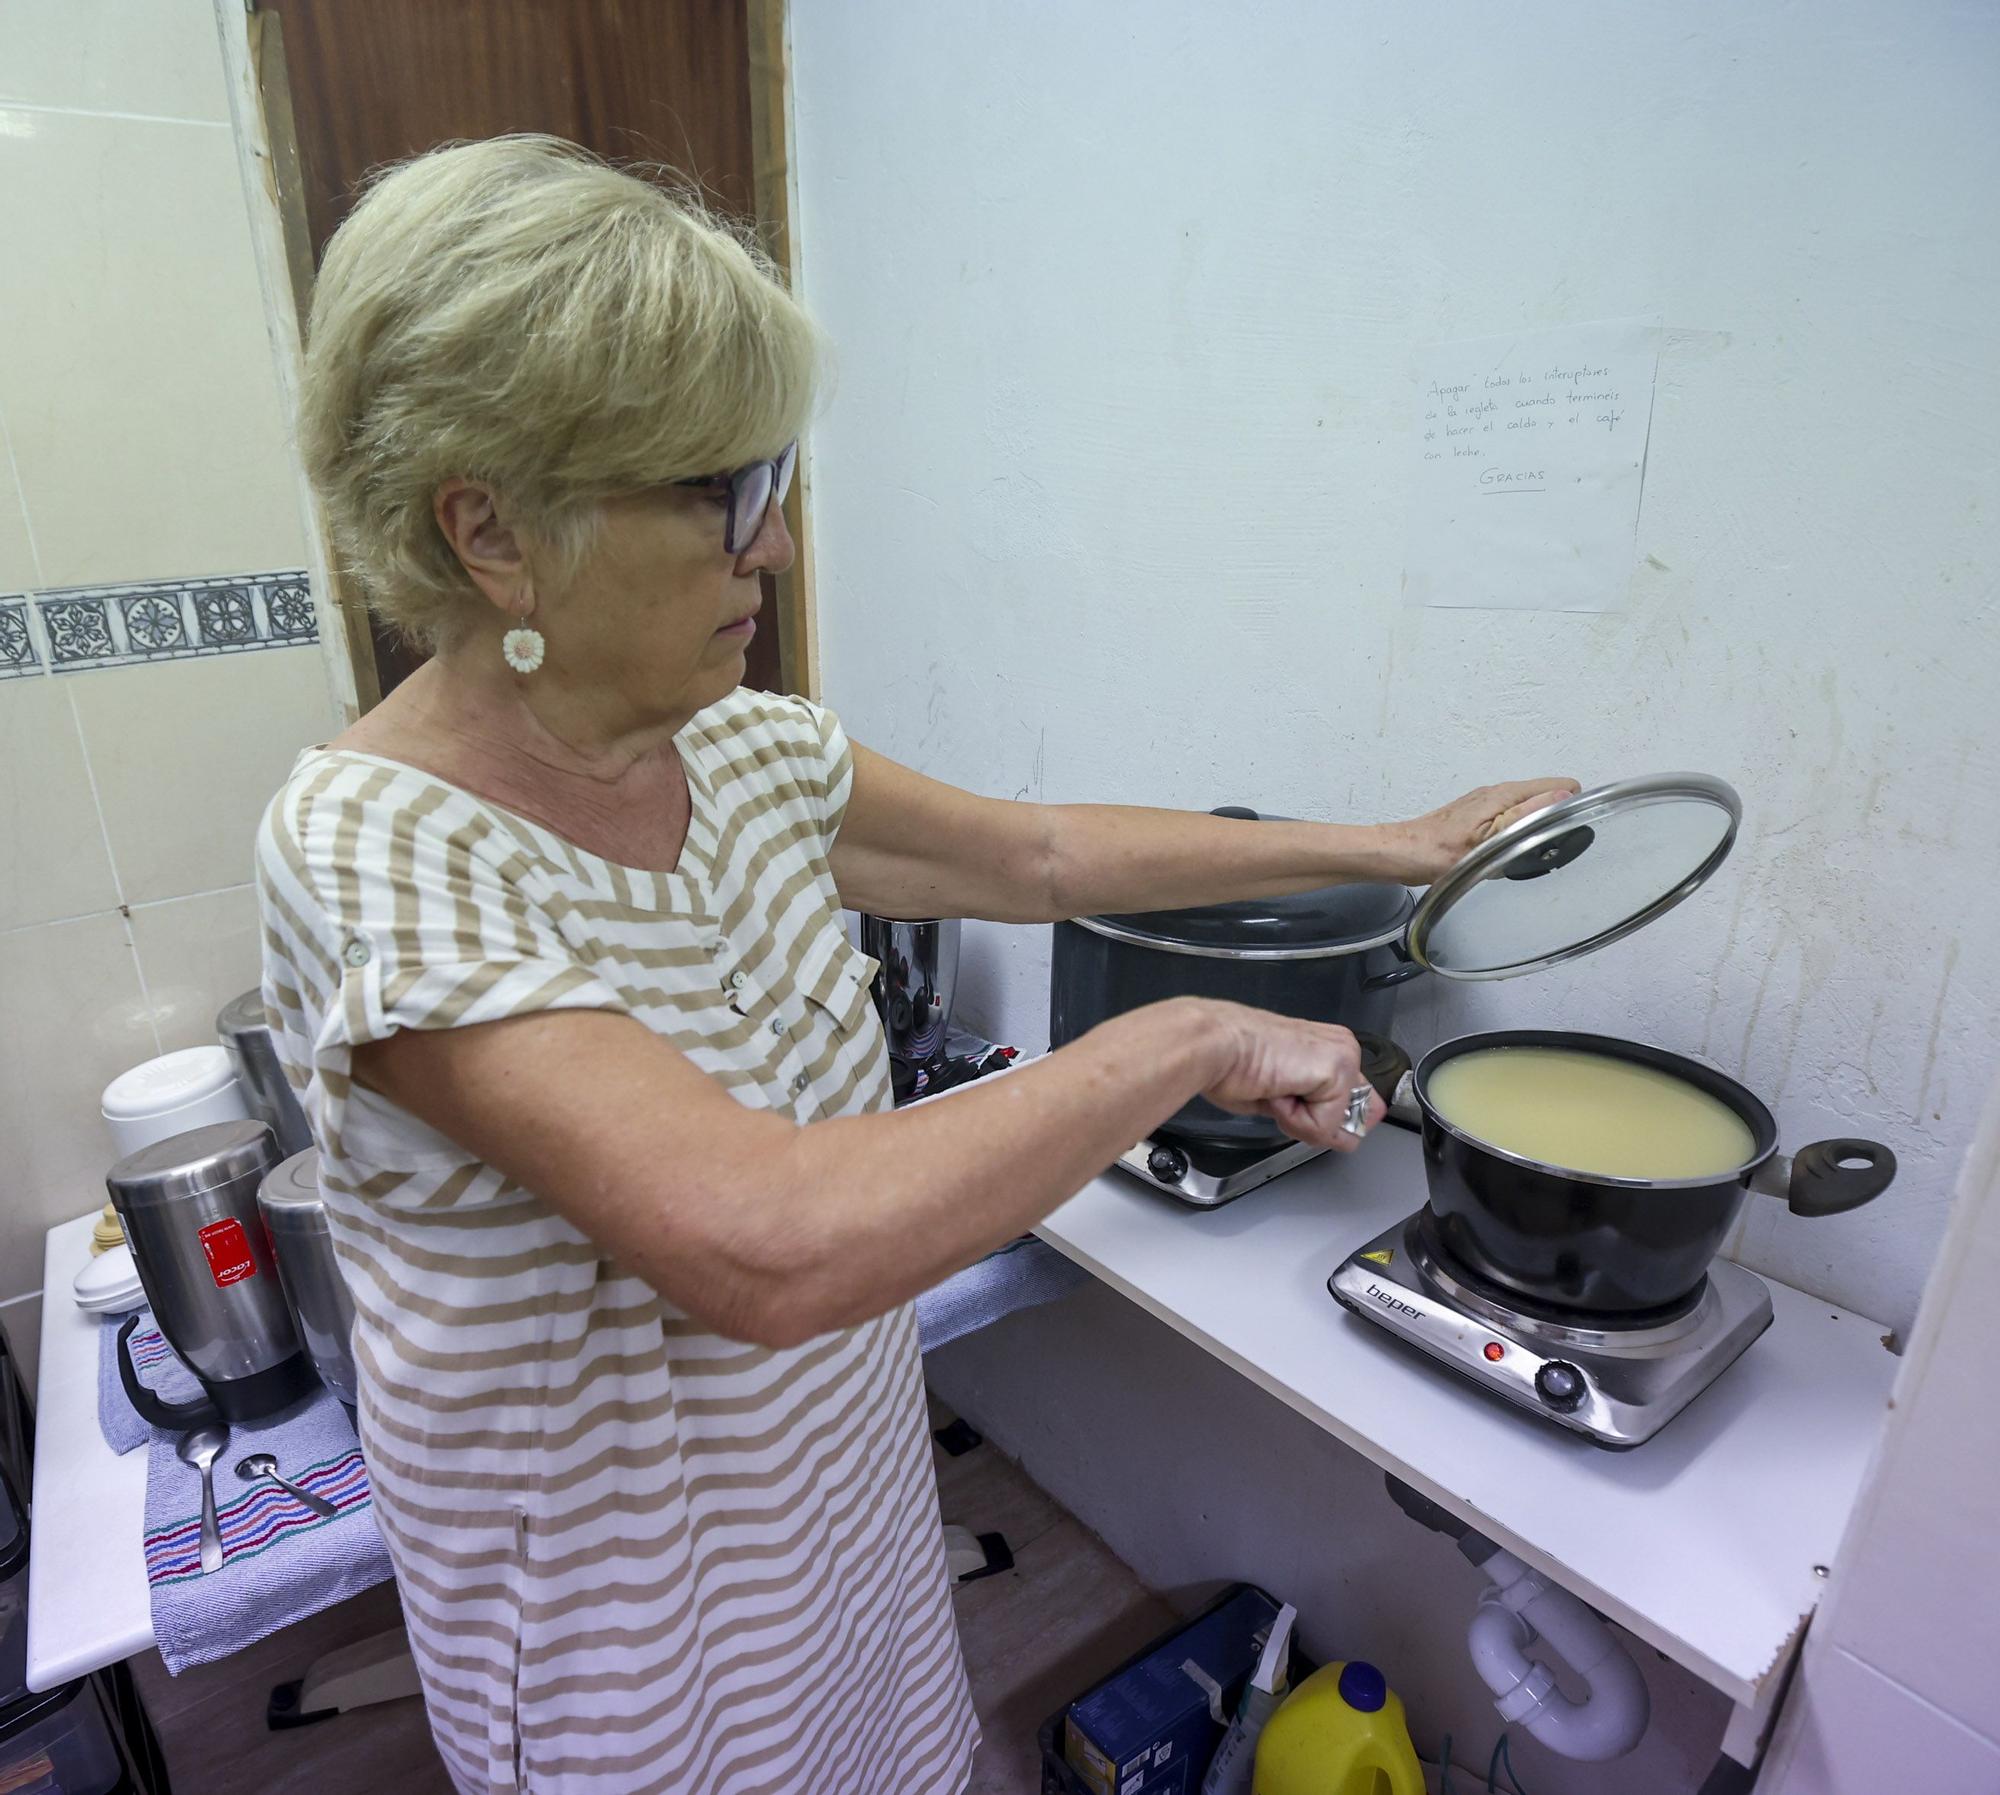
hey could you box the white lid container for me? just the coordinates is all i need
[71,1243,144,1313]
[101,1046,250,1159]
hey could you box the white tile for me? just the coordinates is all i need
[0,0,232,124]
[0,675,120,928]
[1816,1175,2000,1741]
[68,646,335,903]
[1778,1647,2000,1795]
[0,912,158,1304]
[0,408,39,592]
[0,107,307,588]
[128,883,264,1054]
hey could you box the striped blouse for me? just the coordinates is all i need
[255,688,978,1795]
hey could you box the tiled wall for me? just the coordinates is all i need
[0,1,344,1390]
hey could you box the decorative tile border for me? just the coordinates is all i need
[0,598,39,679]
[29,570,316,675]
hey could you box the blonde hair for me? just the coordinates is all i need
[299,135,821,649]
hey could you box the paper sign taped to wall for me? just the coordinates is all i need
[1403,319,1659,612]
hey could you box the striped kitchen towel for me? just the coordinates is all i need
[121,1343,393,1672]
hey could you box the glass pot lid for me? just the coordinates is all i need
[1405,773,1741,981]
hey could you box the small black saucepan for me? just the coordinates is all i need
[1411,1029,1897,1315]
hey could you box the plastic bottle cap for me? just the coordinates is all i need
[1337,1661,1388,1713]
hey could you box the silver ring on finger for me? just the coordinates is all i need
[1341,1083,1375,1138]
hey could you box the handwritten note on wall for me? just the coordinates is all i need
[1403,319,1659,612]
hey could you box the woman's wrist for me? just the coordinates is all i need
[1143,996,1243,1095]
[1080,996,1231,1104]
[1304,820,1416,887]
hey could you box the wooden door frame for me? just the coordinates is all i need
[211,0,820,722]
[212,0,372,721]
[746,0,819,701]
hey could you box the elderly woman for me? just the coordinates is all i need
[257,137,1571,1795]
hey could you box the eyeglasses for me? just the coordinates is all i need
[675,441,798,555]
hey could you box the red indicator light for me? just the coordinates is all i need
[1483,1342,1506,1362]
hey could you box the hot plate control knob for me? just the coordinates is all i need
[1535,1361,1587,1412]
[1146,1145,1189,1184]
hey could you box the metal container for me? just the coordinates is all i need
[257,1149,359,1407]
[860,916,962,1065]
[106,1120,311,1427]
[1049,808,1420,1149]
[1412,1030,1896,1314]
[216,988,312,1158]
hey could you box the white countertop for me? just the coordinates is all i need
[1035,1124,1897,1717]
[28,1211,153,1691]
[33,1130,1897,1723]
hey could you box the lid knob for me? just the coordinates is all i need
[1337,1660,1388,1712]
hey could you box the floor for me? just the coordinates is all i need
[126,1392,1174,1795]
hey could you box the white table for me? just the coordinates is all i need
[27,1212,153,1691]
[34,1136,1898,1754]
[1034,1125,1898,1761]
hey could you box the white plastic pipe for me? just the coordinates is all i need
[1465,1549,1651,1761]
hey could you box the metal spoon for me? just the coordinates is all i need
[176,1425,230,1572]
[236,1451,338,1520]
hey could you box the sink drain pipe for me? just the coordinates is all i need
[1387,1475,1650,1761]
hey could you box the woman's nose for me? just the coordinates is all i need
[737,494,796,576]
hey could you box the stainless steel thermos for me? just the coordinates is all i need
[215,988,313,1158]
[106,1120,312,1427]
[859,916,961,1065]
[256,1148,360,1409]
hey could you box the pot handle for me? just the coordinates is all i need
[1362,957,1426,991]
[117,1313,221,1431]
[1758,1138,1898,1218]
[1350,1033,1423,1128]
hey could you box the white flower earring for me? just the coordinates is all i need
[501,613,546,674]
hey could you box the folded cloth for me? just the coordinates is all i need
[100,1313,393,1672]
[143,1389,392,1673]
[916,1235,1091,1355]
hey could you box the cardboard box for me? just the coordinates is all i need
[1062,1586,1282,1795]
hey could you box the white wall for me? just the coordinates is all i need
[791,0,2000,1338]
[1761,1070,2000,1791]
[0,0,339,1391]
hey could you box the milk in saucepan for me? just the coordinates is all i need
[1427,1046,1756,1181]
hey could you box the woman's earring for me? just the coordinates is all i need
[501,623,546,674]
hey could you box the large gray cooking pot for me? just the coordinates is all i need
[1048,807,1421,1149]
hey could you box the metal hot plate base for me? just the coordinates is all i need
[1115,1133,1329,1207]
[1328,1211,1774,1448]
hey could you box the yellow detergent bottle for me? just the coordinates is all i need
[1252,1660,1426,1795]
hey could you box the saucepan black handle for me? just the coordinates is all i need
[1351,1032,1422,1129]
[1362,954,1426,992]
[1784,1139,1898,1218]
[116,1313,221,1431]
